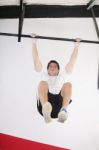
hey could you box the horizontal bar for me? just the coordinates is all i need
[0,5,99,18]
[0,32,99,44]
[0,32,31,38]
[35,35,99,44]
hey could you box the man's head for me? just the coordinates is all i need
[47,60,60,76]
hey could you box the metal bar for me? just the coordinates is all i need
[0,32,99,44]
[91,8,99,40]
[89,7,99,89]
[18,0,26,42]
[0,32,31,38]
[87,0,96,10]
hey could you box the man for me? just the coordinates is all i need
[32,34,81,123]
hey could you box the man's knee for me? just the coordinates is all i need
[61,82,72,96]
[61,82,72,98]
[63,82,72,89]
[38,81,48,89]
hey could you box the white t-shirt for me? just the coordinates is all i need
[39,71,71,94]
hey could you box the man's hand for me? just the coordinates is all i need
[31,33,37,44]
[74,38,81,47]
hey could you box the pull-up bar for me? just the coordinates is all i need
[0,32,99,44]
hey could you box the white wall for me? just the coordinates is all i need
[0,18,99,150]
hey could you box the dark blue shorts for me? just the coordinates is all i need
[37,92,72,118]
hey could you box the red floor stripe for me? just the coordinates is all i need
[0,133,69,150]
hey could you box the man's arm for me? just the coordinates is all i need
[32,34,42,72]
[65,38,81,74]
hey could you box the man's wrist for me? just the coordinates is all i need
[32,40,36,44]
[74,42,80,47]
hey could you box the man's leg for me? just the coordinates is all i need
[58,82,72,123]
[38,81,48,105]
[38,81,52,123]
[61,82,72,107]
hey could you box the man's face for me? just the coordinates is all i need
[47,63,59,76]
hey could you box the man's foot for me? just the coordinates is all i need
[42,102,52,123]
[58,108,68,123]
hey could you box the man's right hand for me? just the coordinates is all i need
[31,33,37,43]
[74,38,81,47]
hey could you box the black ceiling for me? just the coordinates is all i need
[0,4,99,18]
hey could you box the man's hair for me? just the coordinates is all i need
[47,60,60,70]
